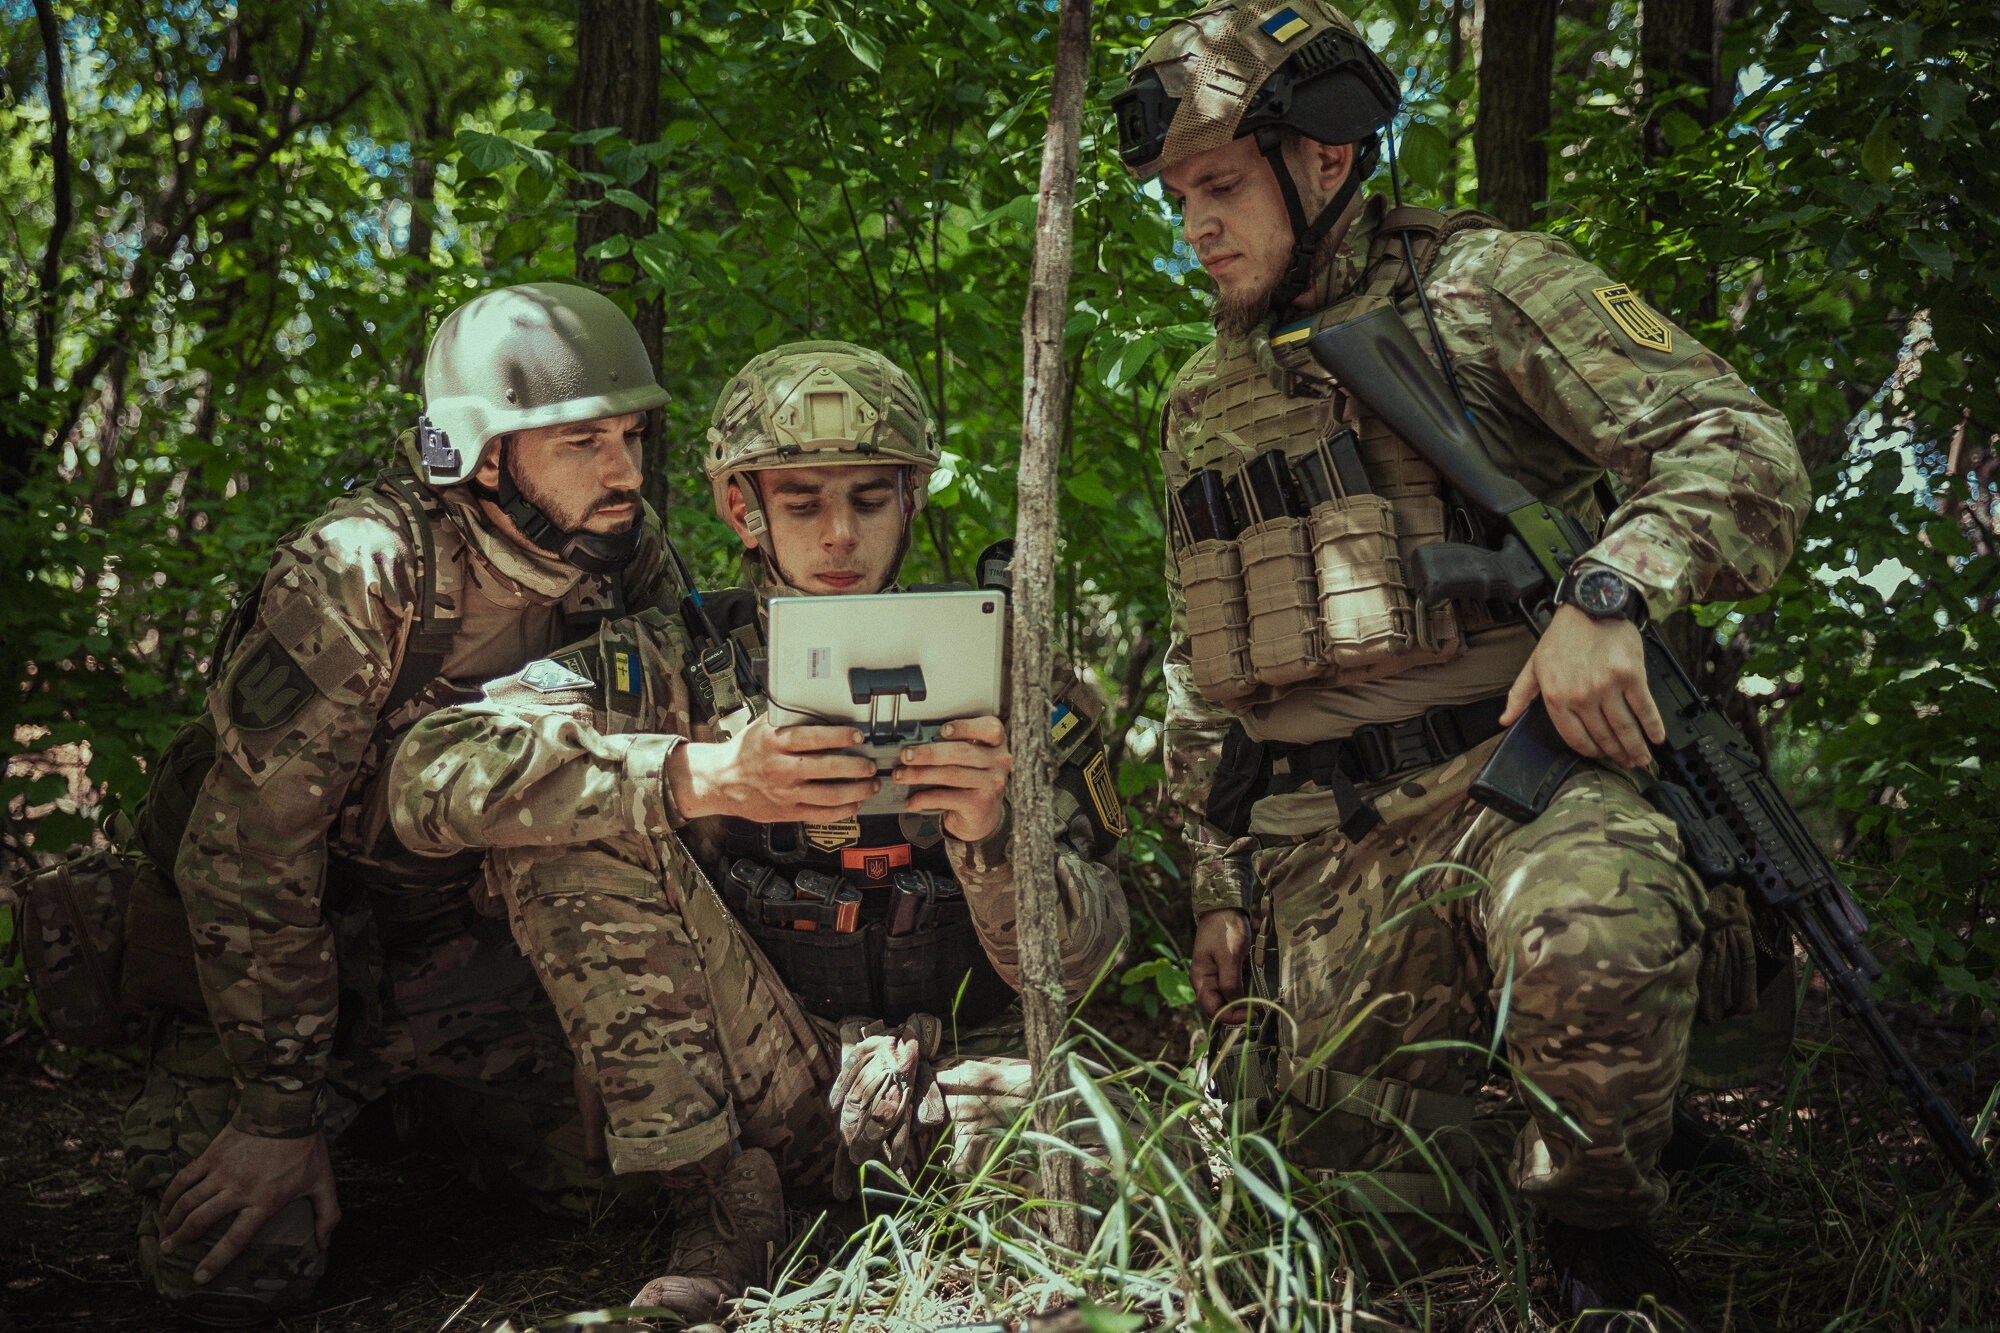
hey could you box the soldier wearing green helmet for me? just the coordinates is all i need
[383,340,1130,1323]
[1116,0,1809,1324]
[121,282,689,1325]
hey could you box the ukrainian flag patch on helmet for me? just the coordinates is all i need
[1262,7,1310,42]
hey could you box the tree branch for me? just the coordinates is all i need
[32,0,74,396]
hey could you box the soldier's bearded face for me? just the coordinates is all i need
[726,464,905,596]
[493,411,647,538]
[1162,134,1354,337]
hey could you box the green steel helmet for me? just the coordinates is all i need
[704,340,938,541]
[418,282,669,488]
[1113,1,1401,311]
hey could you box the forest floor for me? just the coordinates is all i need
[0,986,1992,1333]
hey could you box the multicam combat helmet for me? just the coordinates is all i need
[705,341,938,580]
[420,282,669,572]
[1113,0,1402,310]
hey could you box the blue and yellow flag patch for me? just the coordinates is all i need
[1271,317,1314,348]
[1051,701,1082,746]
[613,650,642,696]
[1261,7,1310,42]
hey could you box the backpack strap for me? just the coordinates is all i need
[1359,205,1505,304]
[375,469,463,715]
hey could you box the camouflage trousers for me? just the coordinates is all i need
[492,841,848,1197]
[1250,735,1706,1231]
[124,912,639,1313]
[491,840,1043,1202]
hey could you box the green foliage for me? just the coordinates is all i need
[1544,0,2000,1017]
[3,0,1995,1042]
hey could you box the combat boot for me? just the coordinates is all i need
[631,1147,785,1325]
[1544,1219,1704,1332]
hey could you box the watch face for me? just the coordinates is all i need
[1575,569,1632,618]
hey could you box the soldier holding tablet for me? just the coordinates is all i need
[386,341,1130,1323]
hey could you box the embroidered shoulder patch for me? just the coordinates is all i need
[1591,284,1674,353]
[1082,750,1128,838]
[230,639,315,733]
[520,658,596,693]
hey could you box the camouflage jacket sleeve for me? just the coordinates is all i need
[1466,232,1810,620]
[947,663,1131,1002]
[176,498,413,1138]
[1160,344,1259,921]
[387,610,694,855]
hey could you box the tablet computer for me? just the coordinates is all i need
[765,590,1007,814]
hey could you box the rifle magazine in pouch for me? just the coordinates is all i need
[1180,539,1256,701]
[1239,518,1323,687]
[880,900,1013,1030]
[1309,496,1413,669]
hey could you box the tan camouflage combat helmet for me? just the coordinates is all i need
[418,282,669,487]
[704,341,938,546]
[1114,1,1402,309]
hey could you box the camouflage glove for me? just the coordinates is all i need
[916,1057,1035,1177]
[1696,882,1759,1024]
[828,1013,944,1197]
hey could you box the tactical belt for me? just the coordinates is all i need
[1284,1060,1479,1131]
[1207,694,1509,842]
[1306,1168,1467,1215]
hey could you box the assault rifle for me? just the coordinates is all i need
[1307,307,1996,1199]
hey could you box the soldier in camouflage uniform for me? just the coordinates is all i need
[125,283,687,1326]
[1112,2,1807,1323]
[386,341,1130,1323]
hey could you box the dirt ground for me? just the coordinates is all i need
[2,982,1991,1333]
[0,999,1196,1333]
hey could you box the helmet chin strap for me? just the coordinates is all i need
[477,436,641,576]
[1255,125,1367,318]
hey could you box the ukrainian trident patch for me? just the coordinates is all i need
[1591,284,1674,353]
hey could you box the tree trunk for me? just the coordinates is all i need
[1010,0,1093,1253]
[1473,0,1555,230]
[399,0,455,396]
[1638,0,1744,153]
[569,0,665,506]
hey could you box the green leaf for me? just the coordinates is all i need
[1860,117,1898,184]
[1397,121,1449,190]
[631,233,686,291]
[971,192,1037,230]
[1066,472,1119,510]
[1102,333,1158,391]
[1080,1302,1146,1333]
[783,11,833,45]
[455,129,520,175]
[585,234,632,260]
[1903,230,1954,279]
[603,188,654,217]
[568,126,621,145]
[1660,110,1702,150]
[839,21,884,72]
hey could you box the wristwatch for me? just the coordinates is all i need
[1556,566,1650,628]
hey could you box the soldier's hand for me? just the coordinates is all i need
[157,1125,340,1284]
[1501,605,1664,769]
[1191,908,1252,1021]
[671,714,880,823]
[893,715,1010,843]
